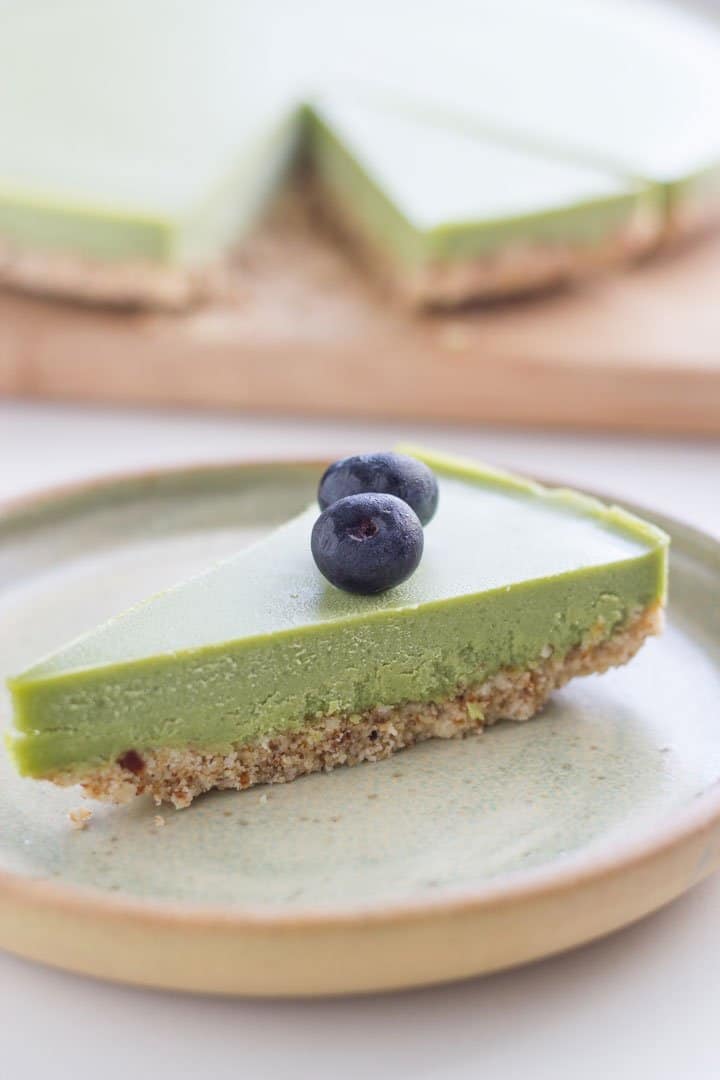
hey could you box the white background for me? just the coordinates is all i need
[1,399,719,1079]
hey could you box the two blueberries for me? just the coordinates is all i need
[311,453,439,595]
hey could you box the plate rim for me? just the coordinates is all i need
[1,459,719,933]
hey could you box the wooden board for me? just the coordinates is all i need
[1,204,720,434]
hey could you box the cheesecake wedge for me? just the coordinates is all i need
[6,450,668,808]
[305,98,660,306]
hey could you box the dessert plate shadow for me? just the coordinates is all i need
[0,460,718,996]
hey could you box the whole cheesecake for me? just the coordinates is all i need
[6,449,668,808]
[0,0,719,308]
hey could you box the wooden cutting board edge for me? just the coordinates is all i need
[1,219,719,436]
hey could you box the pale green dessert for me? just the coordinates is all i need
[1,0,718,309]
[6,449,668,808]
[305,98,660,305]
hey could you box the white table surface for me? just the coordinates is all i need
[1,399,719,1080]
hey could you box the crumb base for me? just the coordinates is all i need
[0,242,229,311]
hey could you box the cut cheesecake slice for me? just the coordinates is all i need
[6,450,668,809]
[305,98,661,305]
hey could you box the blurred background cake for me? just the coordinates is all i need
[1,0,719,431]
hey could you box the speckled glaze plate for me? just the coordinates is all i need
[0,461,719,996]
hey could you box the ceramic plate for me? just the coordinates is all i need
[0,461,719,996]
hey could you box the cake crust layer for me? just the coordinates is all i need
[48,603,663,809]
[0,242,227,310]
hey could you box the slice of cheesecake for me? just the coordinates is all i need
[6,450,668,809]
[305,98,661,306]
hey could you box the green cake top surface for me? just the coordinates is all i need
[11,449,668,685]
[309,98,646,235]
[304,0,720,186]
[0,0,295,216]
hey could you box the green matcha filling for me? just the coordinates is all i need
[6,449,668,778]
[304,106,425,267]
[0,193,176,263]
[0,110,299,266]
[11,568,660,776]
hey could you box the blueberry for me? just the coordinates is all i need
[318,453,439,526]
[311,493,424,595]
